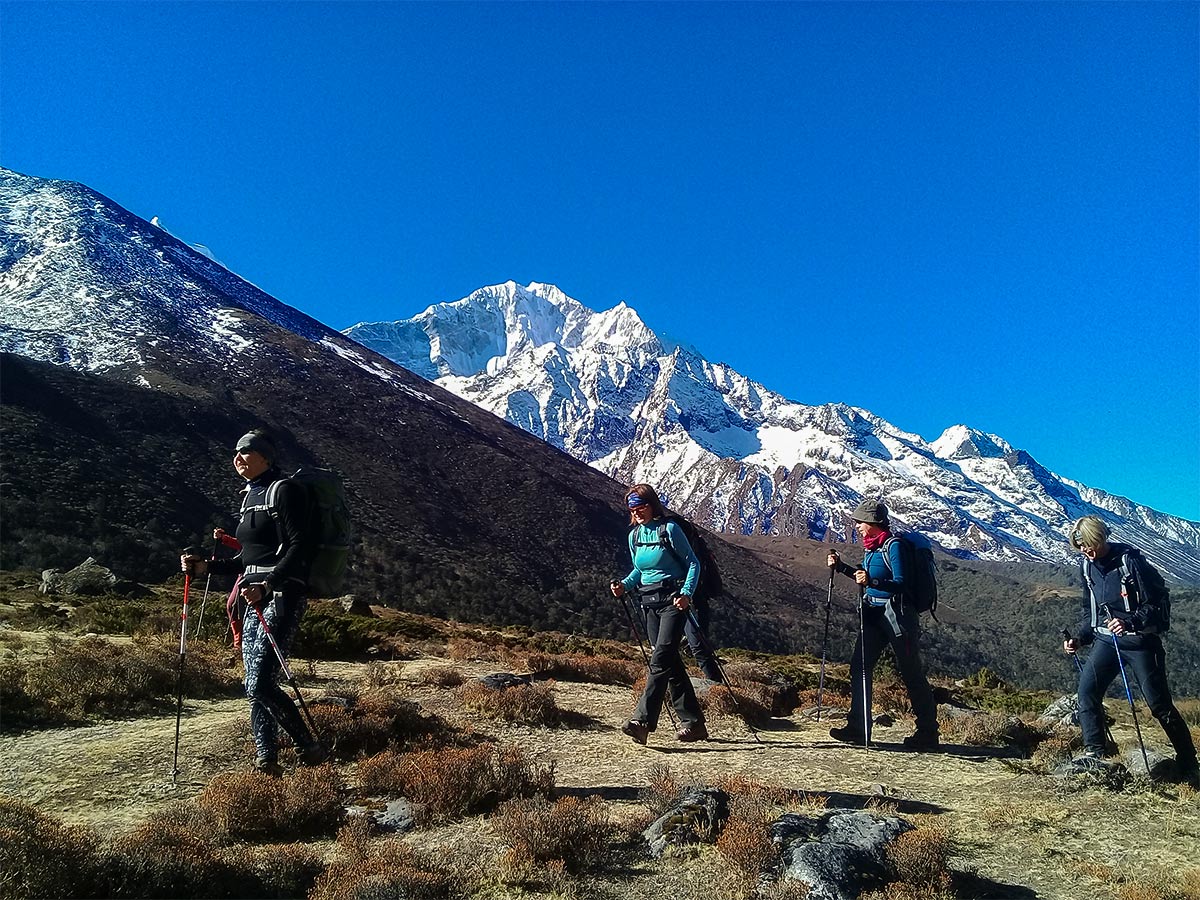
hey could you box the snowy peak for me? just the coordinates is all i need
[350,282,1200,580]
[931,425,1014,461]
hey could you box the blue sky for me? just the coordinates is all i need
[2,2,1197,520]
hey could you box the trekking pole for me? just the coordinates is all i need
[686,606,762,744]
[171,569,193,783]
[859,586,870,749]
[816,567,834,721]
[612,583,680,732]
[1061,627,1116,751]
[1100,605,1150,774]
[193,537,219,639]
[250,600,321,740]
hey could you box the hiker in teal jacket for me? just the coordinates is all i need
[826,499,939,750]
[611,483,708,745]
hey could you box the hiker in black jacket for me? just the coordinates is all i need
[181,429,326,775]
[1062,516,1197,785]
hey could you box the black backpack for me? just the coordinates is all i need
[879,532,938,618]
[1090,548,1171,634]
[631,515,724,602]
[259,467,352,598]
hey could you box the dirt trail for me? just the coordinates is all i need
[3,654,1198,899]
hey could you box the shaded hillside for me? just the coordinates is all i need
[0,352,814,654]
[726,533,1200,696]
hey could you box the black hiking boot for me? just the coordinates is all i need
[622,720,650,745]
[255,757,283,778]
[829,725,868,745]
[676,722,709,742]
[902,730,940,751]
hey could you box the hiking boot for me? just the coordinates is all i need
[829,725,868,745]
[1178,761,1200,790]
[622,720,650,745]
[902,730,940,751]
[298,742,329,766]
[255,757,283,778]
[676,722,709,742]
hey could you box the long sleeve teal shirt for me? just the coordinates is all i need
[621,519,700,596]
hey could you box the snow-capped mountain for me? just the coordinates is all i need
[346,281,1200,581]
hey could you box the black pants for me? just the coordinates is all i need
[683,596,723,682]
[1077,633,1196,766]
[847,603,937,737]
[635,603,704,731]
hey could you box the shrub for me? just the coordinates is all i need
[715,792,777,887]
[308,691,460,759]
[882,825,955,898]
[938,713,1051,756]
[1,635,238,731]
[311,825,457,900]
[294,605,378,659]
[0,798,102,900]
[196,766,344,840]
[640,763,683,815]
[446,637,504,662]
[700,684,772,726]
[525,652,639,686]
[454,679,561,726]
[356,743,555,823]
[101,806,237,899]
[492,796,612,875]
[415,665,466,687]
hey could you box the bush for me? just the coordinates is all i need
[196,766,344,840]
[0,798,102,900]
[1,635,238,731]
[454,679,561,726]
[356,743,555,823]
[311,824,457,900]
[700,684,772,726]
[307,690,461,759]
[492,796,612,875]
[294,605,378,659]
[715,792,777,887]
[938,713,1052,756]
[415,666,466,687]
[525,652,639,686]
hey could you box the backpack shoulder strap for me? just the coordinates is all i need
[877,536,898,574]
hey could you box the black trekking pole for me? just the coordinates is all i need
[250,600,322,741]
[612,583,680,732]
[1060,627,1116,751]
[816,565,834,721]
[1100,605,1150,774]
[858,586,870,749]
[171,568,193,783]
[685,606,762,744]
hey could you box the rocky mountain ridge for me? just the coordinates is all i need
[346,281,1200,582]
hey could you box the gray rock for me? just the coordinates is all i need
[643,787,728,858]
[772,809,913,900]
[478,672,532,691]
[41,558,118,595]
[1038,695,1080,727]
[937,701,984,720]
[1125,747,1173,778]
[345,797,417,833]
[1052,754,1131,788]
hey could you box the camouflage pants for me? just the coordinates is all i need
[241,590,313,762]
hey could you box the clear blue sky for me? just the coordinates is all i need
[2,2,1197,521]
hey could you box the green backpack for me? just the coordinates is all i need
[264,467,352,598]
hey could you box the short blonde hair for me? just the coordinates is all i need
[1069,516,1109,550]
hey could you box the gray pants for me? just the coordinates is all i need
[847,603,937,737]
[635,603,704,731]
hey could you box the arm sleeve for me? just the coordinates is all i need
[1127,552,1165,632]
[665,522,701,597]
[208,554,244,577]
[1072,561,1095,644]
[267,479,313,587]
[835,560,857,579]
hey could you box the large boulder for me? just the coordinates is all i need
[772,808,913,900]
[1038,695,1080,728]
[642,787,729,858]
[40,558,118,596]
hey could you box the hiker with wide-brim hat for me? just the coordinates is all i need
[826,499,939,749]
[611,484,708,745]
[180,429,327,776]
[1062,515,1197,786]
